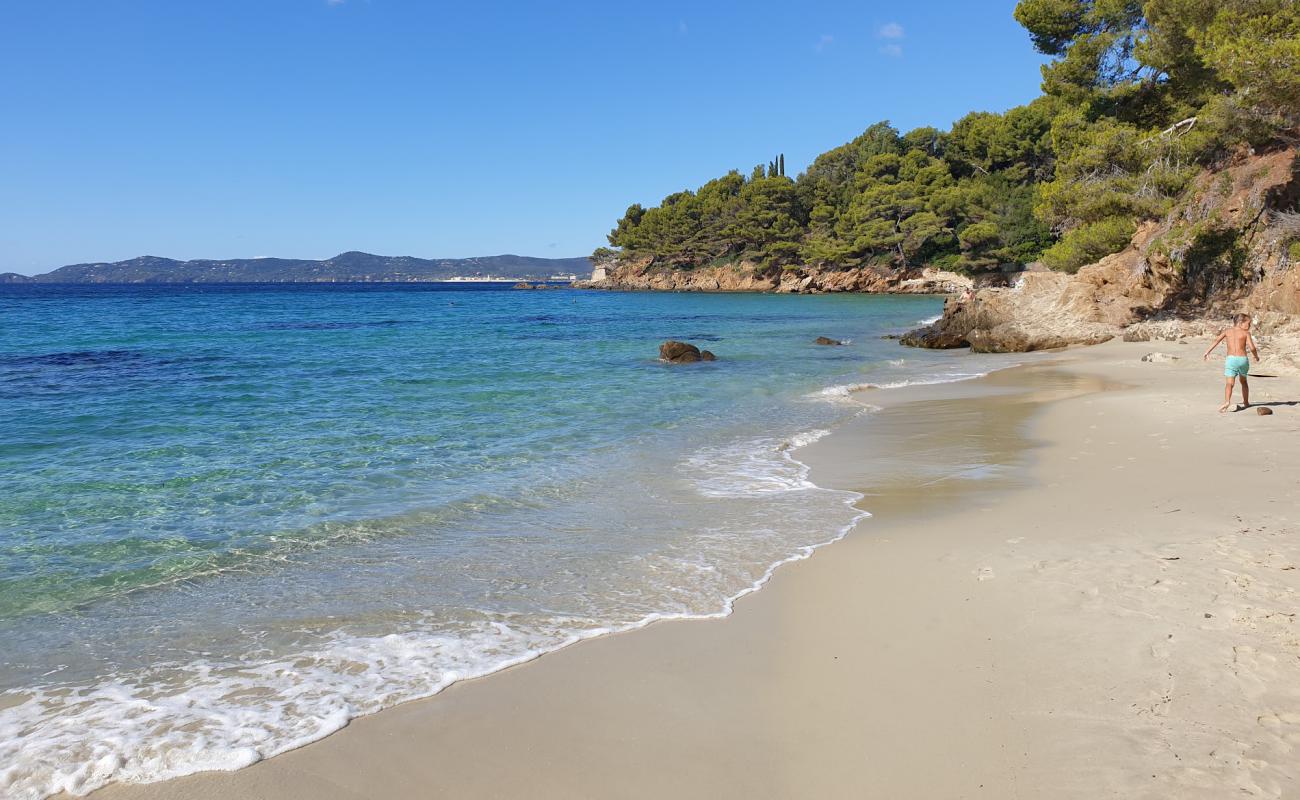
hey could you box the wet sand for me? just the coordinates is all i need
[85,338,1300,799]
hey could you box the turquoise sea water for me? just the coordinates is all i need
[0,284,995,798]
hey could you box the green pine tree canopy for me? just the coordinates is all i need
[602,0,1299,274]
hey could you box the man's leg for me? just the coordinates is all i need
[1220,376,1236,412]
[1240,375,1250,407]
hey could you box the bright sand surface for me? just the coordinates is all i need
[83,338,1300,799]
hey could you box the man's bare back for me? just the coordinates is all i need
[1222,326,1252,356]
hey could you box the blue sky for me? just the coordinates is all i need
[0,1,1048,274]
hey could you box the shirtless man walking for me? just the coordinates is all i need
[1203,313,1261,412]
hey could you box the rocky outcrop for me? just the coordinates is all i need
[814,336,844,345]
[581,259,976,295]
[903,147,1300,353]
[659,341,716,363]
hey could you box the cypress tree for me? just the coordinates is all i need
[779,154,785,176]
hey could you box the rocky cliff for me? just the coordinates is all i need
[900,147,1300,364]
[579,259,976,295]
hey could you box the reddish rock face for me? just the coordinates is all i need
[588,257,973,296]
[899,148,1300,353]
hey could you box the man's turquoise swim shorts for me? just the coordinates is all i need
[1224,355,1250,378]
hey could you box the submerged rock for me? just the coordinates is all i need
[814,336,843,346]
[701,350,717,361]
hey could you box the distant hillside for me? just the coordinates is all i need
[1,252,592,284]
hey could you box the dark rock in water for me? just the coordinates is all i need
[880,334,902,340]
[701,350,717,361]
[660,340,702,363]
[814,336,843,346]
[1257,406,1274,416]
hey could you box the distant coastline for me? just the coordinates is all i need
[0,252,591,285]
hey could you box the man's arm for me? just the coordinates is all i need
[1249,332,1260,360]
[1203,331,1226,360]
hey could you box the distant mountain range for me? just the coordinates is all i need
[0,252,593,284]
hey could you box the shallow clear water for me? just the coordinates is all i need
[0,284,998,798]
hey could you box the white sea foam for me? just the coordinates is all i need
[680,431,828,497]
[806,361,1020,407]
[805,382,876,404]
[0,432,871,800]
[916,314,942,325]
[868,372,987,390]
[806,374,976,404]
[0,624,563,799]
[784,428,831,450]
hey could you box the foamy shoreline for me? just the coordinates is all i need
[12,295,971,800]
[81,339,1300,798]
[28,353,1011,800]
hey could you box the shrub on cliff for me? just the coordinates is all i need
[1040,217,1138,273]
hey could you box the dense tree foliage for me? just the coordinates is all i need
[603,0,1298,275]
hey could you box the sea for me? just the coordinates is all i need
[0,283,1003,798]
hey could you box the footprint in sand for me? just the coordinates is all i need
[1150,634,1173,660]
[1231,645,1280,696]
[974,567,996,581]
[1256,712,1300,731]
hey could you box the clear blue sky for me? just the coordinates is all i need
[0,1,1048,274]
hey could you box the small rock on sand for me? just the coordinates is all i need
[1141,352,1180,363]
[1257,407,1274,416]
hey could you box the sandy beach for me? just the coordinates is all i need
[84,337,1300,800]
